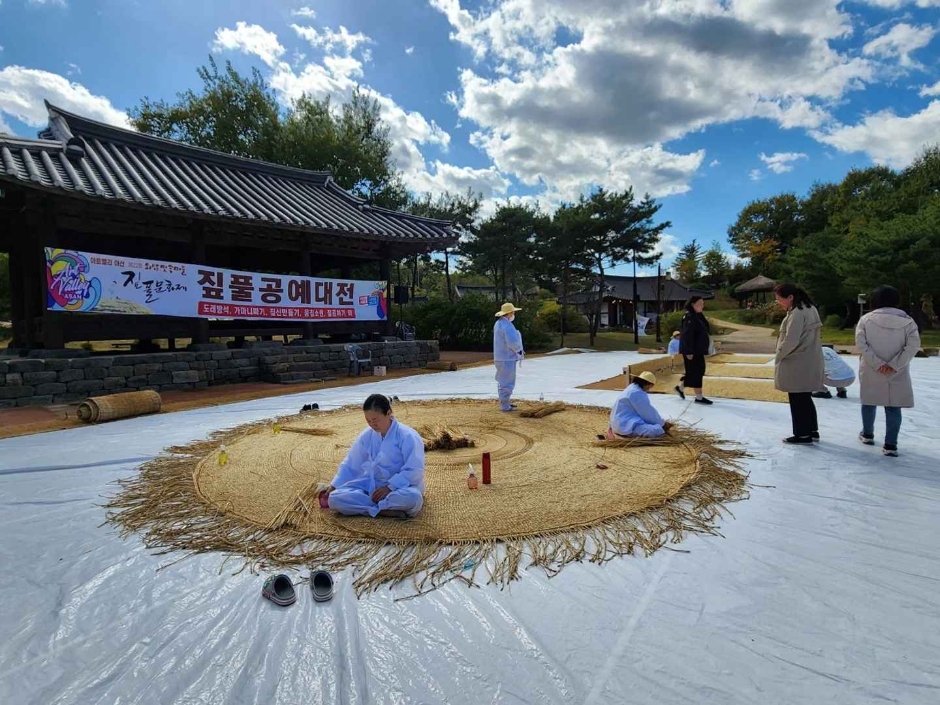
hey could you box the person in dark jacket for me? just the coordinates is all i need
[677,296,713,405]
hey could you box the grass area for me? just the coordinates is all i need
[819,327,940,347]
[706,309,777,328]
[549,331,663,351]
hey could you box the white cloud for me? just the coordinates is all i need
[759,151,808,174]
[66,62,81,76]
[28,0,67,6]
[212,22,285,68]
[291,6,317,18]
[709,159,721,167]
[749,169,764,181]
[652,233,682,264]
[812,100,940,169]
[0,115,13,135]
[863,23,937,68]
[920,80,940,97]
[0,65,128,129]
[406,160,511,198]
[291,24,372,55]
[213,22,451,186]
[435,0,874,205]
[405,46,415,55]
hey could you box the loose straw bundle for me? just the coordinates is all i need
[426,360,458,371]
[518,401,566,418]
[105,400,751,596]
[280,427,336,437]
[419,424,476,452]
[77,390,161,423]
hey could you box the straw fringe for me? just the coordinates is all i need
[419,425,476,452]
[104,410,751,597]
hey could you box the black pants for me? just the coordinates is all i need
[788,392,818,438]
[683,354,706,388]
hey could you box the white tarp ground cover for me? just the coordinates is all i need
[1,353,938,704]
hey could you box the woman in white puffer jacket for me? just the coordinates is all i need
[856,285,921,457]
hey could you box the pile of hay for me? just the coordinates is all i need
[518,401,566,418]
[105,400,751,596]
[420,424,476,452]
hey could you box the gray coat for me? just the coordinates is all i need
[856,308,920,408]
[774,305,824,393]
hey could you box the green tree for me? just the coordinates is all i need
[533,204,591,347]
[727,193,802,274]
[701,241,729,287]
[131,58,282,161]
[674,239,703,284]
[460,203,539,301]
[130,59,407,208]
[408,189,482,301]
[578,188,670,345]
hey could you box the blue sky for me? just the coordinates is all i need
[2,0,939,276]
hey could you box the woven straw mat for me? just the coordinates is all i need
[194,400,700,543]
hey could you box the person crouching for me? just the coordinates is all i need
[606,371,674,439]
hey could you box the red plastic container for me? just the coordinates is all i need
[482,452,491,484]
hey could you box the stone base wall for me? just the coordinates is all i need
[0,341,440,408]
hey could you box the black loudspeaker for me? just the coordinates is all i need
[394,285,410,305]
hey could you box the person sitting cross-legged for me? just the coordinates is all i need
[320,394,425,519]
[606,371,674,439]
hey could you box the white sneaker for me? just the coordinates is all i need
[858,432,874,446]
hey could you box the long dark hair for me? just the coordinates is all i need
[773,283,815,309]
[685,295,704,314]
[870,285,900,310]
[363,394,392,415]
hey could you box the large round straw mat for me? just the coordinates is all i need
[195,400,701,542]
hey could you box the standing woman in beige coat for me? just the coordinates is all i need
[773,283,825,445]
[856,285,921,457]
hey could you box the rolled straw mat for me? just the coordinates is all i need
[106,399,749,594]
[709,354,774,365]
[581,372,788,403]
[77,390,162,423]
[426,360,458,371]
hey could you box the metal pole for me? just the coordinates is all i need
[656,263,662,344]
[633,249,639,344]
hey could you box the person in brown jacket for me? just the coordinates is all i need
[856,285,921,457]
[773,283,825,445]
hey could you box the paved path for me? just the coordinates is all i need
[710,316,778,354]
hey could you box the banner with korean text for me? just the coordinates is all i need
[44,248,388,321]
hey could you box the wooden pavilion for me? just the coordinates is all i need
[0,103,456,350]
[734,275,777,305]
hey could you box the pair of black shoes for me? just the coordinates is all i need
[783,432,820,445]
[812,389,848,399]
[674,386,713,405]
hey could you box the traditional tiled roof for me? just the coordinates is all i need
[562,275,714,304]
[0,102,455,246]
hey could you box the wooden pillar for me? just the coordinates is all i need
[6,208,28,348]
[299,241,315,341]
[379,253,393,337]
[32,200,63,349]
[190,222,210,345]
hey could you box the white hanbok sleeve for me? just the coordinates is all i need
[331,429,370,488]
[386,429,425,491]
[505,323,524,355]
[631,390,664,426]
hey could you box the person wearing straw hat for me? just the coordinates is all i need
[606,371,674,439]
[493,302,525,412]
[320,394,425,519]
[667,331,681,356]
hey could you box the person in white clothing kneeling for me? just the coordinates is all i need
[813,346,856,399]
[606,371,674,439]
[320,394,425,519]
